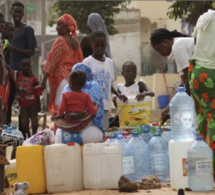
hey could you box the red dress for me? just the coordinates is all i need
[43,36,83,114]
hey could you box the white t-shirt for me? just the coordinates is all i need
[193,20,215,68]
[83,56,115,110]
[118,82,140,96]
[172,37,195,76]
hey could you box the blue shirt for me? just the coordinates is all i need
[10,24,37,70]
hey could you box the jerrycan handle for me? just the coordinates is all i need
[174,81,186,92]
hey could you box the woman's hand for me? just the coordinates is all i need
[160,105,170,126]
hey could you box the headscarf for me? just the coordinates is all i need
[59,14,78,37]
[61,63,104,132]
[87,13,112,58]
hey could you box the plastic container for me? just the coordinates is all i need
[11,125,24,138]
[188,136,213,191]
[169,139,195,190]
[5,159,17,193]
[128,132,149,182]
[161,127,172,143]
[157,95,170,109]
[140,125,153,144]
[116,134,135,180]
[83,142,123,189]
[170,84,196,141]
[16,145,46,194]
[44,143,83,193]
[147,132,169,182]
[117,96,150,127]
[105,134,117,143]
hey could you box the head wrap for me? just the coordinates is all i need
[87,13,112,58]
[72,63,93,81]
[59,14,78,37]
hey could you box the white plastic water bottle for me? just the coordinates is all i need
[128,132,149,182]
[147,131,169,182]
[170,83,196,141]
[116,134,135,180]
[188,136,214,191]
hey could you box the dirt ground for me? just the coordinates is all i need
[2,183,215,195]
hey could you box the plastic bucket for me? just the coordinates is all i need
[117,96,150,127]
[157,95,169,109]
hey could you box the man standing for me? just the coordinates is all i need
[8,1,37,125]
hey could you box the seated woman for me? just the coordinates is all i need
[55,63,104,145]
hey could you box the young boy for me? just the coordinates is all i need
[113,61,155,108]
[10,58,42,139]
[83,30,121,130]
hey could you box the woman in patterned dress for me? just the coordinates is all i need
[41,14,83,115]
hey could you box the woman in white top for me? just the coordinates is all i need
[150,28,195,123]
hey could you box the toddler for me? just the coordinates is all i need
[10,58,42,139]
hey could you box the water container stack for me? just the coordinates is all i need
[116,133,135,180]
[169,83,196,190]
[127,131,149,182]
[187,136,213,191]
[147,131,169,182]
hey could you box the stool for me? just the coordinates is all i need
[38,112,48,130]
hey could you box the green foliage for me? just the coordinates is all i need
[48,1,131,35]
[167,1,213,26]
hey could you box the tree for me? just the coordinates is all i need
[48,1,130,35]
[167,1,215,26]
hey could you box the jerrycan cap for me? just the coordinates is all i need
[196,136,203,140]
[131,131,139,137]
[154,131,161,137]
[177,87,185,92]
[67,142,75,146]
[109,134,116,139]
[117,134,124,139]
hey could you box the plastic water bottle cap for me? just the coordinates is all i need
[117,134,124,139]
[166,127,171,131]
[12,125,17,129]
[156,127,163,133]
[132,131,139,137]
[3,125,8,129]
[177,87,185,92]
[196,136,203,140]
[67,142,75,146]
[154,131,161,136]
[109,134,116,139]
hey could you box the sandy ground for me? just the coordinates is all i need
[2,183,215,195]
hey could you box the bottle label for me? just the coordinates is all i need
[173,112,193,128]
[196,160,213,179]
[150,154,166,171]
[123,156,135,175]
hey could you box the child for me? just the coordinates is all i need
[10,58,42,139]
[83,30,121,130]
[55,70,98,118]
[113,61,155,108]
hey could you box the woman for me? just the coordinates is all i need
[150,28,195,124]
[80,13,112,59]
[188,9,215,169]
[41,14,83,114]
[55,63,104,145]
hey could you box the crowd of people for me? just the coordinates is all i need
[1,2,215,169]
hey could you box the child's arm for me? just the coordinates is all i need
[111,85,128,103]
[136,81,155,101]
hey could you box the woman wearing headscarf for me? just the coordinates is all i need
[80,13,112,59]
[41,14,83,115]
[55,63,104,145]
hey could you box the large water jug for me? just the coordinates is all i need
[11,125,24,138]
[169,83,196,141]
[128,132,149,182]
[140,125,153,144]
[161,127,172,143]
[44,143,83,193]
[147,131,169,182]
[83,142,123,189]
[169,139,194,190]
[188,136,213,191]
[116,134,135,180]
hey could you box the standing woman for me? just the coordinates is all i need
[41,14,83,115]
[80,13,112,59]
[150,28,195,123]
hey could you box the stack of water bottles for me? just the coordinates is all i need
[169,82,214,191]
